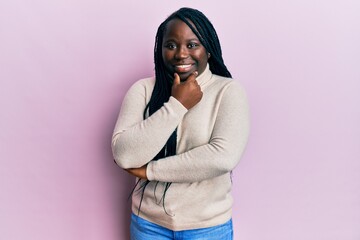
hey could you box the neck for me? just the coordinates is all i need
[196,64,212,86]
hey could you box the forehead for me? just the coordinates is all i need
[163,18,198,40]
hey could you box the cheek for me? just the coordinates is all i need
[161,50,167,63]
[162,49,172,62]
[198,52,208,67]
[194,51,208,74]
[197,47,208,62]
[161,50,173,73]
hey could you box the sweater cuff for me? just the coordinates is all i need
[146,162,155,181]
[167,96,188,114]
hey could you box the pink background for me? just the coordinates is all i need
[1,0,359,239]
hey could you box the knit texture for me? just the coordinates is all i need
[112,64,249,230]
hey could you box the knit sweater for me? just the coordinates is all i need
[112,64,249,231]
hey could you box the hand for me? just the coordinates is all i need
[124,165,148,179]
[171,71,203,109]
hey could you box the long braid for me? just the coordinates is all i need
[133,7,232,215]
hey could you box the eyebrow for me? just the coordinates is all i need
[163,38,200,43]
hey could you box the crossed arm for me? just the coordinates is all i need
[112,80,249,183]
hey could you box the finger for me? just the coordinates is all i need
[173,73,180,86]
[185,71,198,83]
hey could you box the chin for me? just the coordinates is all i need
[178,72,193,81]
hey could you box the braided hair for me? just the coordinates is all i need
[132,7,232,215]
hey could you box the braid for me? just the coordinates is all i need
[175,9,232,78]
[133,7,232,215]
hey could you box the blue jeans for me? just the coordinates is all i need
[130,213,233,240]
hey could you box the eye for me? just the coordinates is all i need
[187,42,199,49]
[164,43,176,49]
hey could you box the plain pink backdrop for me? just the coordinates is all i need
[1,0,359,239]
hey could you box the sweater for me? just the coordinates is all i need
[111,64,250,231]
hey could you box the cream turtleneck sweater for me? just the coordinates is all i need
[112,64,249,231]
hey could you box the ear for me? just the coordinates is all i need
[207,52,211,59]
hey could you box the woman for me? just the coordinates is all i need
[112,7,249,240]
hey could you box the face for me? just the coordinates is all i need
[162,19,209,81]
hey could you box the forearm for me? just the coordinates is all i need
[146,129,249,183]
[112,97,187,168]
[125,165,148,179]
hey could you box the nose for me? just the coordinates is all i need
[175,45,188,60]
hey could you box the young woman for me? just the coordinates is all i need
[112,7,249,240]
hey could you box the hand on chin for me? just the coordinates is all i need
[177,71,195,82]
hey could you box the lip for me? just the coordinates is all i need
[173,63,195,73]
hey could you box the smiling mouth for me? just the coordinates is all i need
[174,64,194,73]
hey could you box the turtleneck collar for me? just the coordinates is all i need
[195,64,213,87]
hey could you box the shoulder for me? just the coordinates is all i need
[122,77,155,102]
[211,74,247,96]
[125,77,155,94]
[211,75,249,114]
[129,77,155,91]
